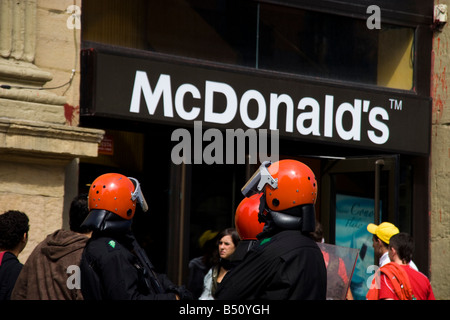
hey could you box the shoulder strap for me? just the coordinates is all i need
[131,238,164,294]
[380,263,413,300]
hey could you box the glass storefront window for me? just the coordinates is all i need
[82,0,416,91]
[257,4,414,90]
[82,0,257,67]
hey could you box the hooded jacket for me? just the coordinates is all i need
[11,229,89,300]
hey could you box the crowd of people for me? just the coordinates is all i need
[0,159,435,300]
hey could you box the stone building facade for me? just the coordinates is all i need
[0,0,103,259]
[430,0,450,300]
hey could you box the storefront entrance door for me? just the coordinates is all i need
[166,162,247,292]
[318,155,400,300]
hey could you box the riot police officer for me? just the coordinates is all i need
[80,173,191,300]
[215,160,327,300]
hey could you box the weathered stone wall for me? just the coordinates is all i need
[36,0,82,126]
[0,159,65,258]
[0,0,103,261]
[431,0,450,300]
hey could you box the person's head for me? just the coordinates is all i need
[388,232,414,265]
[82,173,148,233]
[367,222,399,256]
[310,220,324,243]
[242,159,317,232]
[198,230,218,250]
[217,228,239,260]
[198,230,219,267]
[69,193,91,234]
[0,210,29,256]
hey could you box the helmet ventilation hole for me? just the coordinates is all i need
[127,209,133,217]
[272,198,280,207]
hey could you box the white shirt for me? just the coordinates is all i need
[199,268,214,300]
[379,251,419,271]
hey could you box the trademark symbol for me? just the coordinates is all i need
[389,98,402,111]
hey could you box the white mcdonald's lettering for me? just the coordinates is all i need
[129,70,390,145]
[129,71,174,118]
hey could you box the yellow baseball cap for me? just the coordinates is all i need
[198,230,218,248]
[367,222,399,244]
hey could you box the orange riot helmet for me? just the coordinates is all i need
[241,160,317,232]
[235,194,265,240]
[265,159,317,211]
[88,173,148,220]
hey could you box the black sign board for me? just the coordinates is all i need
[81,46,431,155]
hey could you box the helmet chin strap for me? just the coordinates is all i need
[81,209,132,233]
[269,210,303,230]
[258,193,316,233]
[257,193,267,223]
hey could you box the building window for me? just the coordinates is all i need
[257,4,414,90]
[82,0,417,92]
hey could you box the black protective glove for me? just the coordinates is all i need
[167,285,194,300]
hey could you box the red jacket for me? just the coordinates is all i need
[367,262,435,300]
[367,262,412,300]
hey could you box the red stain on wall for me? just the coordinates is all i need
[64,103,79,126]
[431,37,447,124]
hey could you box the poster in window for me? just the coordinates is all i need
[335,194,380,300]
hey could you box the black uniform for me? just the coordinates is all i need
[0,252,23,300]
[80,233,187,300]
[215,230,327,300]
